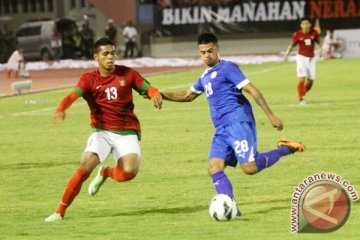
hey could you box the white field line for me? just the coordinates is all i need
[159,64,292,91]
[5,97,359,118]
[1,64,311,118]
[245,64,291,76]
[6,102,86,117]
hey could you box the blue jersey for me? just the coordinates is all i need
[191,60,255,127]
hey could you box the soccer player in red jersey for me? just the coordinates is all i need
[284,17,322,106]
[45,38,162,222]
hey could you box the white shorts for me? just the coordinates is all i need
[296,54,316,80]
[84,131,141,163]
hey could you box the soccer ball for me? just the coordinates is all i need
[209,194,237,221]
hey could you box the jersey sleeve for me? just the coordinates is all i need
[291,32,298,45]
[226,62,250,90]
[314,30,321,43]
[131,69,150,95]
[191,77,204,94]
[74,74,91,96]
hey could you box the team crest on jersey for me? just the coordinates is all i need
[210,71,217,79]
[119,79,126,86]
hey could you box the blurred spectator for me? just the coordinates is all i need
[105,19,118,46]
[80,22,95,59]
[159,0,172,7]
[3,24,16,57]
[0,24,16,63]
[6,46,24,79]
[123,21,138,58]
[0,27,6,63]
[322,29,341,59]
[62,24,81,59]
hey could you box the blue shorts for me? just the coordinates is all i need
[209,122,258,167]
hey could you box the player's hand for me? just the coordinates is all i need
[147,86,162,110]
[269,115,283,131]
[53,111,65,122]
[284,54,288,62]
[152,95,162,110]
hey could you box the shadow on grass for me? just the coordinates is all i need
[249,206,288,215]
[109,205,208,217]
[101,205,262,222]
[0,161,76,170]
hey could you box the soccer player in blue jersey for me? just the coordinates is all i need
[161,33,305,215]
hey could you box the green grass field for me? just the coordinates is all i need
[0,59,359,239]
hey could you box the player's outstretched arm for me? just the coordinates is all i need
[161,89,200,102]
[284,42,296,61]
[53,92,80,122]
[242,83,283,131]
[146,86,162,110]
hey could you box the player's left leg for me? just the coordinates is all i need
[6,70,13,79]
[208,158,234,198]
[208,158,241,216]
[102,153,139,181]
[88,153,139,195]
[304,79,313,93]
[88,134,140,195]
[303,57,316,97]
[296,54,308,104]
[297,78,306,104]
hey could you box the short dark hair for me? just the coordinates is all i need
[94,37,114,53]
[197,33,218,45]
[300,17,312,24]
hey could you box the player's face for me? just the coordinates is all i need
[300,20,312,34]
[199,43,220,67]
[94,45,116,73]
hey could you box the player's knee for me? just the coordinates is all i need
[208,165,219,175]
[112,167,137,182]
[207,160,225,175]
[80,152,101,172]
[240,163,258,175]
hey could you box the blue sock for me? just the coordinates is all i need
[255,146,292,172]
[211,171,234,199]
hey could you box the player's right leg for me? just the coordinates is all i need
[45,132,111,222]
[277,140,305,153]
[45,152,100,222]
[250,139,304,175]
[226,122,304,174]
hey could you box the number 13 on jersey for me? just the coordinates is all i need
[105,87,118,100]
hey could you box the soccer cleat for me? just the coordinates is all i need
[236,208,242,217]
[44,213,63,222]
[88,165,107,196]
[277,140,305,153]
[299,100,306,106]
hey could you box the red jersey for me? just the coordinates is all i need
[74,65,149,133]
[291,29,320,58]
